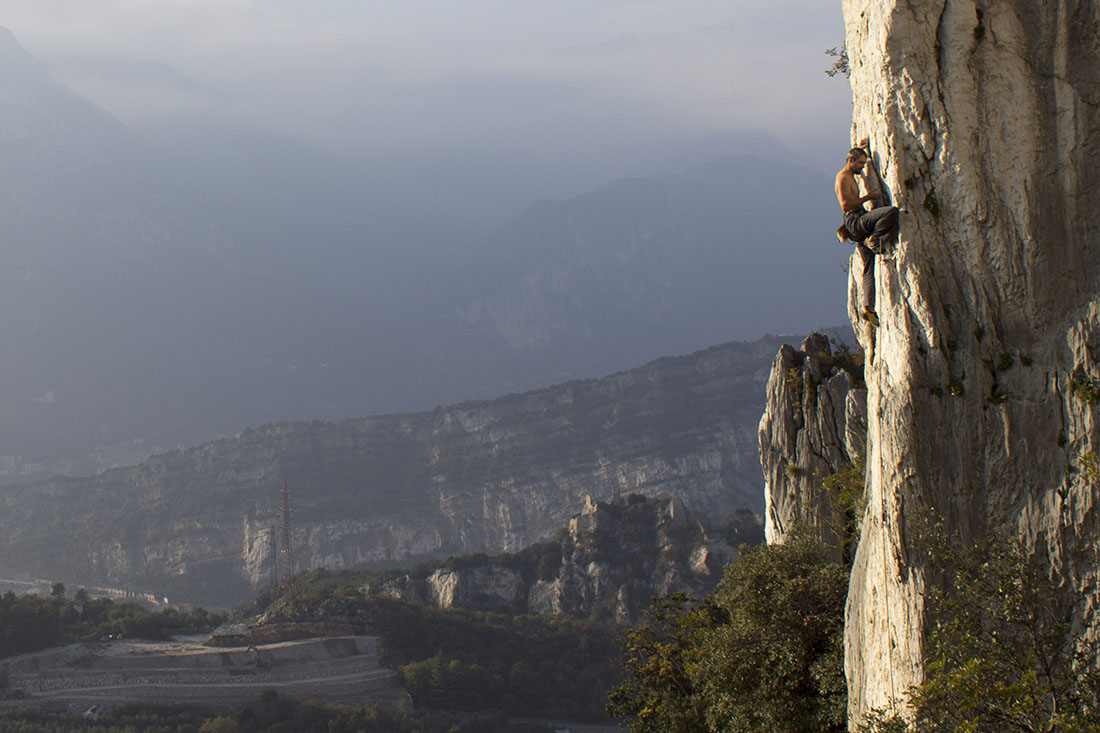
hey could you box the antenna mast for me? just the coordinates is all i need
[268,526,279,587]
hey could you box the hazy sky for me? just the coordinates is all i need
[5,1,852,174]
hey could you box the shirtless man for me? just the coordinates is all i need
[835,143,899,326]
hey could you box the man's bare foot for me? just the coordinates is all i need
[836,226,848,243]
[866,235,882,254]
[862,307,880,327]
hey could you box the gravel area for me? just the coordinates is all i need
[2,635,409,711]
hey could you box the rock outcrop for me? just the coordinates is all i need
[759,333,867,555]
[368,495,762,621]
[842,0,1100,724]
[0,337,782,607]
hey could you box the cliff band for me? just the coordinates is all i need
[0,338,778,607]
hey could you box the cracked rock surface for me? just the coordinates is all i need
[843,0,1100,724]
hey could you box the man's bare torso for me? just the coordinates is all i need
[836,165,865,213]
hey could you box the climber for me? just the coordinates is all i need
[835,140,899,327]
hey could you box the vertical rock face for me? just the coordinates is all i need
[759,333,867,553]
[843,0,1100,723]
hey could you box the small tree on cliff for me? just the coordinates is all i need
[825,44,849,78]
[862,526,1100,732]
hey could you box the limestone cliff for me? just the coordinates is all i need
[759,333,867,555]
[842,0,1100,723]
[367,495,761,621]
[0,337,781,607]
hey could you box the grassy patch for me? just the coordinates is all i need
[1073,374,1100,404]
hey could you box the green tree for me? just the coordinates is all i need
[49,582,66,599]
[199,716,241,733]
[863,528,1100,732]
[695,534,848,732]
[608,532,848,732]
[606,592,708,732]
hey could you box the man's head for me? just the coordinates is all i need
[847,148,869,173]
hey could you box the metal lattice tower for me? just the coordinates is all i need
[278,481,294,584]
[268,526,279,586]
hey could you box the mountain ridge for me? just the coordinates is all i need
[0,333,813,606]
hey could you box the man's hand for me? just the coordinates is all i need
[859,136,870,149]
[863,191,880,203]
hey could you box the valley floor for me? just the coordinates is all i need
[0,634,408,712]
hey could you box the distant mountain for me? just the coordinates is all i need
[45,54,223,95]
[0,30,467,460]
[0,27,848,465]
[440,155,848,388]
[0,335,791,607]
[0,28,232,457]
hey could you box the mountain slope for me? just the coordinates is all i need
[0,26,846,471]
[0,335,790,606]
[449,155,847,379]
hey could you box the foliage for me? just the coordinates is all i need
[0,591,224,660]
[924,189,941,218]
[253,587,621,721]
[0,703,210,733]
[825,45,850,78]
[0,693,552,732]
[1080,450,1100,483]
[1073,373,1100,404]
[786,367,804,397]
[608,532,848,732]
[862,526,1100,732]
[820,452,868,559]
[824,340,867,389]
[785,342,866,410]
[370,598,620,720]
[606,592,708,732]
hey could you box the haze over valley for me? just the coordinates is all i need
[2,3,1096,731]
[0,14,850,475]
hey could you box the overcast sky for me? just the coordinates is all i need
[4,1,851,176]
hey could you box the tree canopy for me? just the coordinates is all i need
[608,532,848,732]
[864,527,1100,732]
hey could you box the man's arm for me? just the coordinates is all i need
[838,171,879,211]
[857,137,882,210]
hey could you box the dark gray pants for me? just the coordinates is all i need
[844,205,899,243]
[843,206,898,311]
